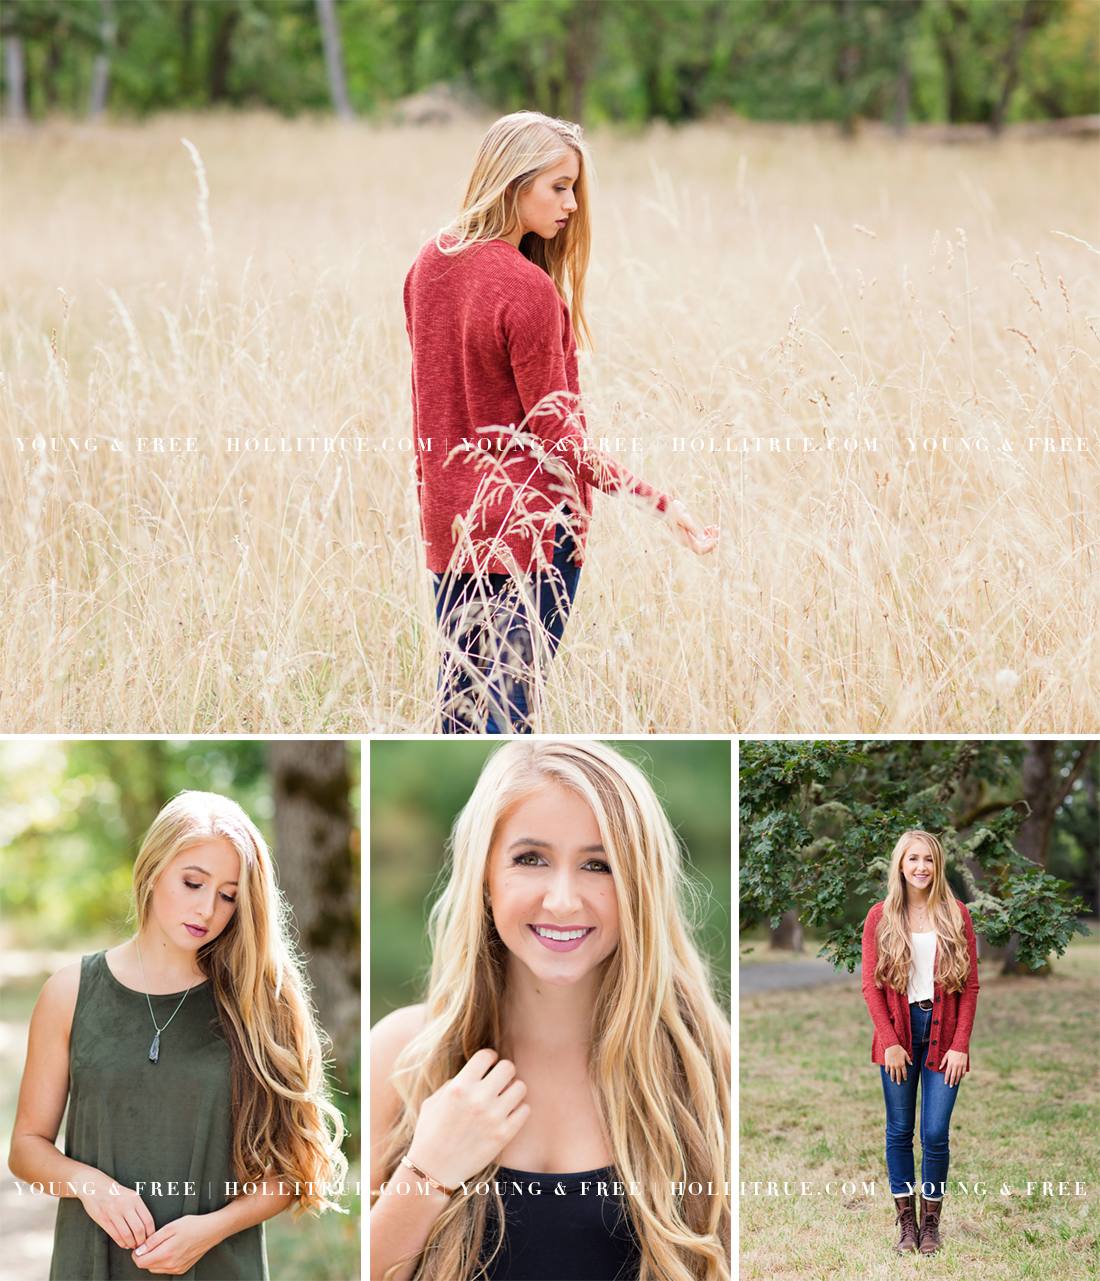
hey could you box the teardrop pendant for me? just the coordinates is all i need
[148,1033,160,1063]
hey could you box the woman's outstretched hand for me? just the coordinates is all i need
[665,500,719,554]
[405,1049,530,1191]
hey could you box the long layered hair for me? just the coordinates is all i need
[872,831,972,995]
[381,741,732,1281]
[131,791,347,1217]
[439,110,594,348]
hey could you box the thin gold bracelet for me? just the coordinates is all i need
[400,1153,457,1197]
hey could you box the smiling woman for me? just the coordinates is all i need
[861,831,980,1258]
[8,791,347,1280]
[369,740,731,1281]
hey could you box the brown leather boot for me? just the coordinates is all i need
[893,1195,918,1253]
[918,1196,943,1254]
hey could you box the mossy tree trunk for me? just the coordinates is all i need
[269,740,360,1077]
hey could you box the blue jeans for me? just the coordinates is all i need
[879,1001,960,1198]
[431,523,580,734]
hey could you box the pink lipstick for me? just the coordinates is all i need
[528,924,593,953]
[185,924,208,938]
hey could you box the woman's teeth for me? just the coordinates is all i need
[533,926,590,941]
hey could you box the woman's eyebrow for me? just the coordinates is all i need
[505,838,606,853]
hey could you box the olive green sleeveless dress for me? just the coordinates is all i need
[49,952,268,1280]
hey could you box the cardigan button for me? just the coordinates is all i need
[934,1020,939,1025]
[935,996,940,1002]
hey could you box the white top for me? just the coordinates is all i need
[907,931,938,1003]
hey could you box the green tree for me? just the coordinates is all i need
[2,0,1094,124]
[921,0,1065,125]
[739,739,1091,975]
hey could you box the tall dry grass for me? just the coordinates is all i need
[1,113,1096,732]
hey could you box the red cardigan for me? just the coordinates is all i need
[861,900,980,1075]
[403,236,671,575]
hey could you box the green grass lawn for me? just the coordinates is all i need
[738,930,1099,1279]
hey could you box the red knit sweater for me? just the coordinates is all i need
[861,900,980,1075]
[403,235,671,575]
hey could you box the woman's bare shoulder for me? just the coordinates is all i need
[370,1004,427,1069]
[369,1005,427,1166]
[33,961,83,1033]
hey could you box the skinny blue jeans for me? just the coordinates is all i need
[879,1001,960,1199]
[431,523,580,735]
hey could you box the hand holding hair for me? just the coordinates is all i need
[883,1044,911,1084]
[665,499,719,554]
[403,1048,530,1193]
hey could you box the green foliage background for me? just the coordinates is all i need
[739,739,1096,973]
[2,0,1096,125]
[1,739,271,943]
[369,738,732,1028]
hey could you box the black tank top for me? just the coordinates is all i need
[481,1167,641,1280]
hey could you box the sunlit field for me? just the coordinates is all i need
[2,113,1096,732]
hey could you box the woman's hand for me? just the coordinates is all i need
[403,1048,530,1191]
[942,1049,968,1087]
[665,500,719,554]
[132,1214,218,1273]
[883,1044,912,1084]
[76,1177,156,1252]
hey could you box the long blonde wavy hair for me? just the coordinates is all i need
[131,791,348,1218]
[438,110,594,348]
[873,831,972,995]
[381,740,731,1281]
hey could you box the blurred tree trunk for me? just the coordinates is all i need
[936,1,969,122]
[1018,740,1096,871]
[5,37,25,121]
[209,3,239,103]
[999,740,1096,974]
[89,0,115,119]
[179,0,196,101]
[839,0,860,135]
[991,0,1043,133]
[565,0,603,122]
[892,0,923,135]
[316,0,352,119]
[769,909,804,952]
[269,741,359,1074]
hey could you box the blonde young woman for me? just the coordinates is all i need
[404,112,719,734]
[9,792,347,1279]
[861,831,980,1258]
[370,740,731,1280]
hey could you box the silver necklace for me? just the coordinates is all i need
[135,942,194,1064]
